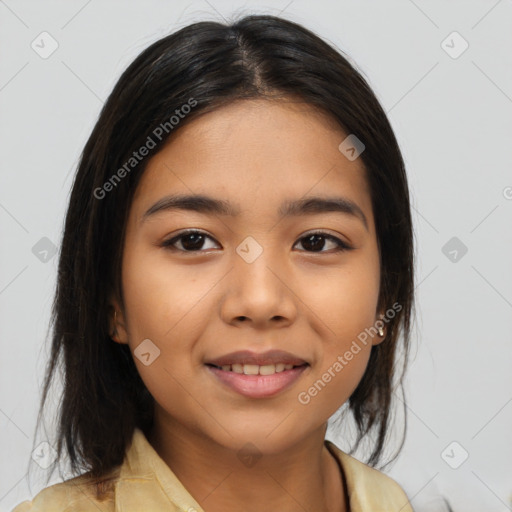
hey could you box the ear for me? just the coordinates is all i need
[108,295,129,345]
[371,309,387,347]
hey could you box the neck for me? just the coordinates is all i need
[148,415,347,512]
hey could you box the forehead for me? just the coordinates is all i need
[130,98,373,227]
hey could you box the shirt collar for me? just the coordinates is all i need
[115,427,203,511]
[114,428,411,512]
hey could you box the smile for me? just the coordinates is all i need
[207,362,305,375]
[206,363,309,398]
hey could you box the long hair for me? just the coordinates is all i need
[33,13,415,483]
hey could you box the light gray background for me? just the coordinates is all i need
[1,1,511,511]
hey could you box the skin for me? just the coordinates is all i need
[109,98,386,512]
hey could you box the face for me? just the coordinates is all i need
[110,98,385,455]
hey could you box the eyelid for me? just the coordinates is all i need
[298,230,353,251]
[161,229,219,251]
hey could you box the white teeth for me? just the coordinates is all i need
[243,364,260,375]
[232,363,244,374]
[259,365,276,376]
[215,363,303,375]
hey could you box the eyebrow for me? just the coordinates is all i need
[141,193,368,230]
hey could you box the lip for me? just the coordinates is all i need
[205,349,308,367]
[207,364,309,398]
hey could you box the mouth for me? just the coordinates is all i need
[205,349,309,368]
[204,349,310,398]
[205,362,308,376]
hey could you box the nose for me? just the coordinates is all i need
[219,244,298,329]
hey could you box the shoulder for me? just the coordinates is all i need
[11,468,120,512]
[325,440,414,511]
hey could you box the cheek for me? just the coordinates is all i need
[121,242,216,343]
[299,252,380,340]
[295,253,379,407]
[119,248,208,395]
[298,335,373,418]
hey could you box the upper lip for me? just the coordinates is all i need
[206,350,308,367]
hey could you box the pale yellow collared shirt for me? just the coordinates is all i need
[12,428,414,511]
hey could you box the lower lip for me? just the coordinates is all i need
[206,364,308,398]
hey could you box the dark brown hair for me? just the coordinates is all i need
[33,13,415,484]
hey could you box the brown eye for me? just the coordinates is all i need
[294,232,352,253]
[161,230,219,252]
[161,230,352,254]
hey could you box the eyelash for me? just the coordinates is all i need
[161,229,352,254]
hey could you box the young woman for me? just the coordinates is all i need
[14,13,415,512]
